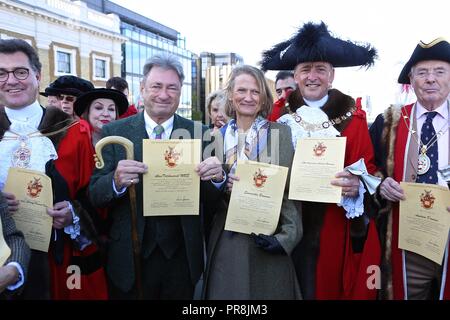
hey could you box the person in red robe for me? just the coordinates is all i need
[260,21,381,299]
[267,71,296,122]
[370,38,450,300]
[0,38,107,299]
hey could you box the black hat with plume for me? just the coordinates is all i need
[260,21,377,71]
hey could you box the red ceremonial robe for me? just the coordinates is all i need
[49,120,108,300]
[390,104,450,300]
[315,106,381,299]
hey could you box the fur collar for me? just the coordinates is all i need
[288,88,355,132]
[0,106,73,148]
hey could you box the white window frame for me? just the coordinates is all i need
[53,45,77,76]
[92,54,110,81]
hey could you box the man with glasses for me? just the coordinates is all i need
[0,38,107,299]
[370,38,450,300]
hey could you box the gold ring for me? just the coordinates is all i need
[212,174,217,180]
[130,179,134,184]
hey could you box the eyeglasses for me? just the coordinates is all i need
[0,68,30,82]
[413,69,449,79]
[56,95,76,102]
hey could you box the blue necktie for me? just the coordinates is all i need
[416,111,438,184]
[153,125,164,140]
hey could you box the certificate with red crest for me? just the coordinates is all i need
[225,160,288,235]
[399,182,450,265]
[289,137,346,203]
[143,139,201,216]
[4,168,53,252]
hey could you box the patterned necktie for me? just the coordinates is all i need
[153,125,164,140]
[416,111,438,184]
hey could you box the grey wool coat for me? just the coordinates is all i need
[202,122,303,300]
[0,193,30,297]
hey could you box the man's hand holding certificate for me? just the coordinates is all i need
[225,160,288,235]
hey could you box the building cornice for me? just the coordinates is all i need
[1,0,127,43]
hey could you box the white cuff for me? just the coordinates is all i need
[338,180,366,219]
[6,262,24,291]
[112,178,127,196]
[211,170,227,189]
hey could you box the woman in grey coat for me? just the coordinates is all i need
[203,65,302,300]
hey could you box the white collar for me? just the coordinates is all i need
[304,94,329,108]
[5,101,43,128]
[143,112,174,138]
[416,100,449,120]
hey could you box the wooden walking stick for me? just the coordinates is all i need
[94,136,143,299]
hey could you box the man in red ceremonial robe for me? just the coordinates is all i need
[260,21,381,299]
[0,39,107,299]
[370,38,450,300]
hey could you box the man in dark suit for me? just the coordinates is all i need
[89,54,224,299]
[0,192,30,297]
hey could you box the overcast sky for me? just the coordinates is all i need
[110,0,449,118]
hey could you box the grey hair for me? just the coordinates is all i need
[206,89,227,114]
[142,53,184,84]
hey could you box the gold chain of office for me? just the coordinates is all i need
[291,106,356,131]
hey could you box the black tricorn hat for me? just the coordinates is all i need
[260,21,377,71]
[398,38,450,84]
[74,88,129,117]
[42,75,95,97]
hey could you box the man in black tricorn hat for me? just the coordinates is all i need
[370,38,450,300]
[261,21,381,300]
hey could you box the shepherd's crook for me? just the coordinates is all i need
[94,136,143,299]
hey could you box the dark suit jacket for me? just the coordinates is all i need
[89,112,221,292]
[0,193,30,296]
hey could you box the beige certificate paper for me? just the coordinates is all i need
[289,137,346,203]
[225,160,288,235]
[399,182,450,265]
[4,168,53,252]
[143,139,201,216]
[0,217,11,266]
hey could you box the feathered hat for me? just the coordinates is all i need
[398,38,450,84]
[260,21,377,71]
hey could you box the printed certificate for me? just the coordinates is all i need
[289,137,346,203]
[143,139,201,216]
[0,217,11,266]
[399,182,450,265]
[225,160,288,235]
[4,168,53,252]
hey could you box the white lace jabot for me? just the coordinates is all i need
[0,102,58,190]
[277,105,340,149]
